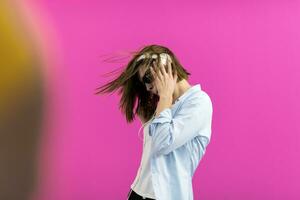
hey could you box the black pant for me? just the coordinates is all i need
[127,188,156,200]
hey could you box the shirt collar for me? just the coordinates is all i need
[174,83,201,104]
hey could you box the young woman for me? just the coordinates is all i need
[96,44,213,200]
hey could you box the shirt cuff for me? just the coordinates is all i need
[149,108,172,136]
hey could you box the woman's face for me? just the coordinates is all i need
[138,65,158,95]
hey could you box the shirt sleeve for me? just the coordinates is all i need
[148,94,213,157]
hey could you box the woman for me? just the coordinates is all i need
[96,44,213,200]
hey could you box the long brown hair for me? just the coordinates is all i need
[95,44,191,123]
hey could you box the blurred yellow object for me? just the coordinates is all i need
[0,0,41,113]
[0,1,44,200]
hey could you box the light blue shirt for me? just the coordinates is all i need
[148,83,213,200]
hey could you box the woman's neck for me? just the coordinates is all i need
[172,79,192,104]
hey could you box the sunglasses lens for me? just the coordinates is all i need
[143,72,153,84]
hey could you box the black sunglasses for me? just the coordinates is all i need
[139,59,156,85]
[141,68,154,85]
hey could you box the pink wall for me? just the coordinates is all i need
[34,0,300,199]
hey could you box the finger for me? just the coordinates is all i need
[167,58,172,76]
[152,61,159,74]
[153,60,163,82]
[150,66,158,83]
[157,67,164,82]
[174,69,178,82]
[150,66,155,76]
[153,61,162,81]
[158,57,164,68]
[160,62,168,77]
[152,59,157,68]
[151,61,159,77]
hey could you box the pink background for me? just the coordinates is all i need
[32,0,300,199]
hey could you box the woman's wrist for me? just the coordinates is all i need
[155,95,172,117]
